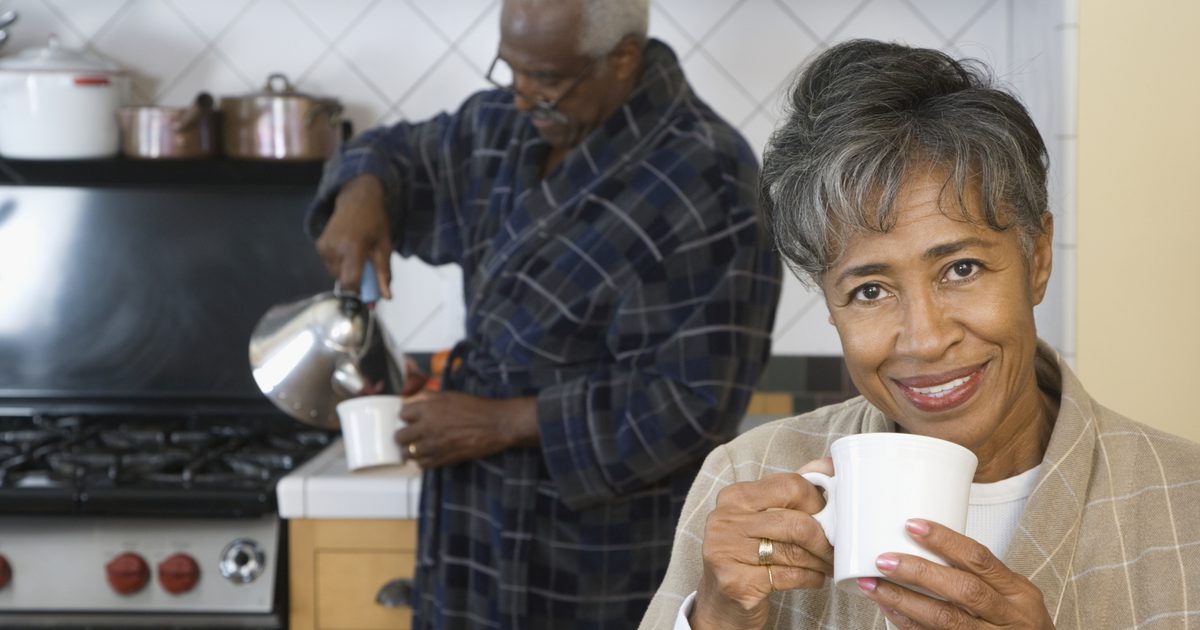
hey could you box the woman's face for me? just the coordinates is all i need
[821,171,1053,476]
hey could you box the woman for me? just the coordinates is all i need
[639,39,1200,630]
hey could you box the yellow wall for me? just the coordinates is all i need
[1077,0,1200,441]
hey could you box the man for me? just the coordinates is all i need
[305,1,782,627]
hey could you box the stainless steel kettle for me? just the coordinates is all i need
[248,264,404,429]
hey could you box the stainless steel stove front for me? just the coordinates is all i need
[0,515,279,613]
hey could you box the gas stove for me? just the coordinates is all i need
[0,411,334,627]
[0,169,339,627]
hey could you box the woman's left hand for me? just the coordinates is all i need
[857,519,1054,629]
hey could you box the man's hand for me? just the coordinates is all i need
[394,392,539,468]
[315,174,394,298]
[857,519,1054,629]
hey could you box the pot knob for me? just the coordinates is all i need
[158,553,201,594]
[0,554,10,590]
[105,552,150,595]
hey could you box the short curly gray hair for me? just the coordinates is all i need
[761,39,1050,286]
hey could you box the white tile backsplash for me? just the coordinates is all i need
[837,0,944,48]
[772,281,843,356]
[44,0,128,40]
[408,0,496,43]
[0,0,1075,357]
[904,0,999,43]
[702,1,819,104]
[654,0,740,44]
[91,0,208,102]
[287,0,375,43]
[213,0,326,87]
[336,1,451,109]
[164,0,250,42]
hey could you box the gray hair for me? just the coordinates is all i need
[521,0,649,57]
[579,0,648,56]
[760,39,1050,286]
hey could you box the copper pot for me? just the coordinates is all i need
[118,92,217,159]
[220,73,342,161]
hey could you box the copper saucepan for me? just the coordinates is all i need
[118,92,218,159]
[220,73,344,161]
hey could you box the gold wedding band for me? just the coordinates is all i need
[407,443,418,457]
[758,538,775,566]
[766,565,776,592]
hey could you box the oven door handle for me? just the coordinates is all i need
[375,577,414,608]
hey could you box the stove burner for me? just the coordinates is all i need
[99,428,165,450]
[46,451,118,479]
[12,470,64,488]
[268,431,332,450]
[0,412,335,516]
[0,429,58,449]
[223,452,295,480]
[169,430,218,448]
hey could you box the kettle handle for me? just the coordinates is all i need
[333,261,381,304]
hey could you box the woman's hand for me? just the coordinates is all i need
[689,458,835,630]
[858,519,1054,629]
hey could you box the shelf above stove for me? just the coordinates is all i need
[0,157,323,189]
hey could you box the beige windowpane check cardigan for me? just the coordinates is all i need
[640,342,1200,629]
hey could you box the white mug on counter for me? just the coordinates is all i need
[801,432,978,594]
[336,395,406,471]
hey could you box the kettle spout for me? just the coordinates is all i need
[331,358,389,397]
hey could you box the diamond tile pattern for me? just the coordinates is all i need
[0,0,1074,356]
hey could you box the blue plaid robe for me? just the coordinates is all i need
[307,40,782,629]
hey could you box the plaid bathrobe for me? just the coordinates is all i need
[308,40,782,629]
[640,341,1200,629]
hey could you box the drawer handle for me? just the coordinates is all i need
[375,578,413,608]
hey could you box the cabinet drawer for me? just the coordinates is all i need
[310,519,417,551]
[315,549,415,630]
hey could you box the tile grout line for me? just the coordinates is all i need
[282,0,395,111]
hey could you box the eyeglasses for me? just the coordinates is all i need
[484,54,597,125]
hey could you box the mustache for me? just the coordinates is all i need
[529,108,568,125]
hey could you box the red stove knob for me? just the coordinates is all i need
[157,553,201,595]
[0,554,11,590]
[105,552,150,595]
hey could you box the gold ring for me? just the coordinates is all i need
[758,538,775,566]
[407,443,418,457]
[753,535,772,564]
[766,565,776,592]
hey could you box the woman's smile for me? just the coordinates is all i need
[892,361,989,413]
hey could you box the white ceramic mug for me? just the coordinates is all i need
[335,395,405,471]
[801,432,978,594]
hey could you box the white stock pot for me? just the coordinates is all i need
[0,36,129,159]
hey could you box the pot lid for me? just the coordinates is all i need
[0,35,124,73]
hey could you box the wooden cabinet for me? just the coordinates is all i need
[289,519,417,630]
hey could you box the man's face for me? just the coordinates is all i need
[497,0,636,149]
[821,170,1053,468]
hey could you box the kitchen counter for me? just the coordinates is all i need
[276,440,422,520]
